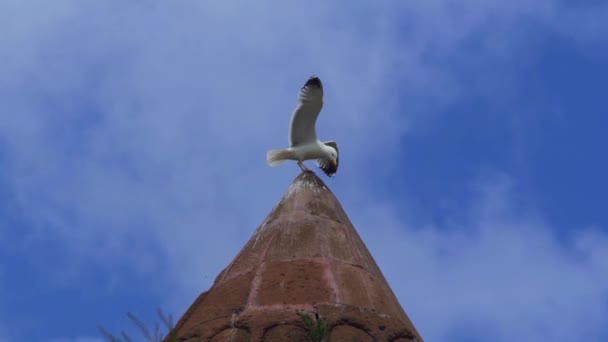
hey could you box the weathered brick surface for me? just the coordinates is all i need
[169,171,423,341]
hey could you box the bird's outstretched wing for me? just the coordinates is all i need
[317,140,339,176]
[289,76,324,146]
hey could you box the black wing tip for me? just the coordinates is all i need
[322,169,337,177]
[304,75,323,89]
[319,163,338,177]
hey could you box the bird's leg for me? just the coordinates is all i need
[297,161,310,172]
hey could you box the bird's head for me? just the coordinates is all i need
[324,145,338,168]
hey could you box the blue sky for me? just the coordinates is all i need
[1,1,607,341]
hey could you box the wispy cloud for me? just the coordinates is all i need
[358,174,608,341]
[0,0,417,292]
[1,0,607,341]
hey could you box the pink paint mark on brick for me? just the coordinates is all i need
[319,257,341,303]
[245,228,280,306]
[246,262,266,307]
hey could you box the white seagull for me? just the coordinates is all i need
[266,76,339,176]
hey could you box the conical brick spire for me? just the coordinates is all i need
[170,171,423,341]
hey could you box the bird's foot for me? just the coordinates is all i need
[297,161,311,172]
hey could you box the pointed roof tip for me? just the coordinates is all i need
[168,169,424,342]
[291,170,329,190]
[283,170,337,202]
[295,169,320,179]
[293,170,327,186]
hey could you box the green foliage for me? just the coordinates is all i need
[297,311,332,342]
[98,308,177,342]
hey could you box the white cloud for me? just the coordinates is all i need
[357,174,608,341]
[1,1,607,341]
[0,0,418,292]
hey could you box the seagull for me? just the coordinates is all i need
[266,76,339,176]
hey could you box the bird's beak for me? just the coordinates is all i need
[331,159,337,168]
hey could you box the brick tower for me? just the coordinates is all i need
[170,171,423,341]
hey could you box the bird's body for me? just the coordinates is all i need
[270,141,331,164]
[267,76,339,176]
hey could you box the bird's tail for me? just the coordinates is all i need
[267,149,295,167]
